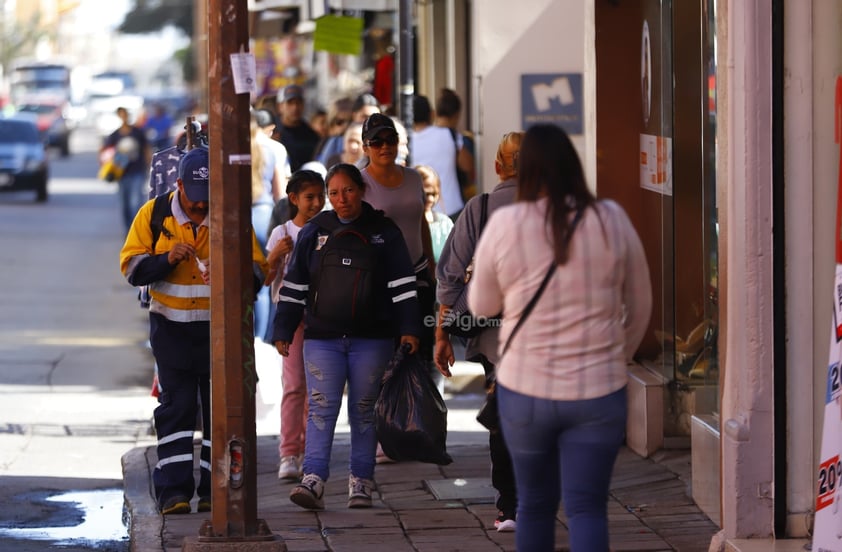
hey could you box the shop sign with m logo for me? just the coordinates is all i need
[521,73,583,135]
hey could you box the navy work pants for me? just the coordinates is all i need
[149,312,211,508]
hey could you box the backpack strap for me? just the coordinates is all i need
[150,192,174,252]
[479,192,489,234]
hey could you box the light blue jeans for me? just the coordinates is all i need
[251,203,273,339]
[498,384,627,552]
[301,337,394,482]
[119,171,147,232]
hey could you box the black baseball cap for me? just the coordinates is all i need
[362,113,397,141]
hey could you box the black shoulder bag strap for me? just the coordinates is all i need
[150,192,174,251]
[501,207,586,355]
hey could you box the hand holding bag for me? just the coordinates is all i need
[375,343,453,465]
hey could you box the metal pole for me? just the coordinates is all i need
[184,0,283,549]
[398,0,414,137]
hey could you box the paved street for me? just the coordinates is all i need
[0,130,159,550]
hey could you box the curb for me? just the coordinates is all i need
[122,446,163,552]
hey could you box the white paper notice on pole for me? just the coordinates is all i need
[229,53,257,95]
[814,75,842,551]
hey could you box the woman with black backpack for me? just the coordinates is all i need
[271,163,420,511]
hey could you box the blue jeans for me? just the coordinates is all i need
[302,337,394,482]
[498,384,627,552]
[251,203,273,339]
[119,171,147,232]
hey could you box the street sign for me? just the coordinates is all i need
[520,73,584,135]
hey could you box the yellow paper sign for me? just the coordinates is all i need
[314,15,364,56]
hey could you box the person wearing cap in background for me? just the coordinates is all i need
[275,84,321,173]
[119,148,269,516]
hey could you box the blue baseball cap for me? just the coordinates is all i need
[178,147,209,202]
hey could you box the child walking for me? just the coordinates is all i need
[265,169,326,481]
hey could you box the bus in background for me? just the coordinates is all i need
[8,62,74,156]
[9,62,72,105]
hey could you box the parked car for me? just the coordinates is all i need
[0,117,49,202]
[14,101,71,156]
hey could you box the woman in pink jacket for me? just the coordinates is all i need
[468,124,652,551]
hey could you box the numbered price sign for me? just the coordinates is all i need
[813,75,842,552]
[814,327,842,548]
[818,455,842,512]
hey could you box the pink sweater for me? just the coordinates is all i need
[468,198,652,401]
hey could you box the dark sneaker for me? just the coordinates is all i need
[290,474,325,510]
[160,495,191,515]
[197,496,211,513]
[494,511,516,532]
[347,475,374,508]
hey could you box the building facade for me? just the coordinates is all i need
[431,0,835,547]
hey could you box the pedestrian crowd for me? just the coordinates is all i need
[114,82,652,552]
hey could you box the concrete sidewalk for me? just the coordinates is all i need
[122,388,722,552]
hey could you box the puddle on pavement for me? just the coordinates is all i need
[0,488,128,550]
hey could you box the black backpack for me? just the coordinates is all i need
[309,218,378,326]
[138,193,173,308]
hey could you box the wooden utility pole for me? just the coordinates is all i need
[183,0,284,550]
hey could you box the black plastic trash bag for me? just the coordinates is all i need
[375,343,453,465]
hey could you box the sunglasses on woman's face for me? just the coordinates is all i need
[366,134,399,148]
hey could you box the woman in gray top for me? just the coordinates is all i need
[359,112,440,416]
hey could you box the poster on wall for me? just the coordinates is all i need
[639,133,673,195]
[814,76,842,552]
[638,16,673,196]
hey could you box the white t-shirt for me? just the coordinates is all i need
[410,125,464,216]
[257,132,291,195]
[266,220,303,301]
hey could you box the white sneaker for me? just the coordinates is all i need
[494,512,516,532]
[278,456,301,481]
[348,474,374,508]
[290,474,325,510]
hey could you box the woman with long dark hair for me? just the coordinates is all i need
[467,124,652,551]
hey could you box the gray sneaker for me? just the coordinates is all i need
[290,474,325,510]
[348,474,374,508]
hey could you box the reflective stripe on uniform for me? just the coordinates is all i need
[388,276,416,288]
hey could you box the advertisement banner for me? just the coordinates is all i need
[814,75,842,551]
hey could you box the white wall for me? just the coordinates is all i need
[470,0,590,192]
[784,0,818,536]
[719,0,775,538]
